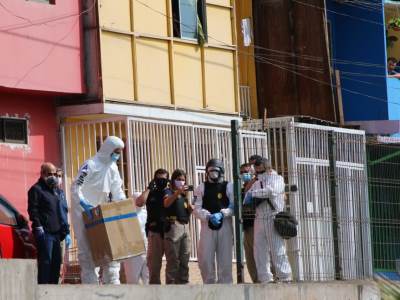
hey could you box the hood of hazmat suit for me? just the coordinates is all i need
[72,136,126,208]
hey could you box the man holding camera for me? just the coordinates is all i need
[136,168,169,284]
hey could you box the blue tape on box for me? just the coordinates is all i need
[84,212,138,229]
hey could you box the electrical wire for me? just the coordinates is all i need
[13,0,97,87]
[132,0,400,109]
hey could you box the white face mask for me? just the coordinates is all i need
[208,171,219,180]
[57,177,63,187]
[174,180,185,189]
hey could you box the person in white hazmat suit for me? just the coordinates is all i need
[123,192,149,284]
[71,136,126,284]
[193,158,234,284]
[244,158,292,283]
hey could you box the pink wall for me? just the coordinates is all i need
[0,92,60,217]
[0,0,84,94]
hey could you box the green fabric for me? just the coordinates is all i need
[196,1,206,46]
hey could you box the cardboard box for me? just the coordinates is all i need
[83,199,145,266]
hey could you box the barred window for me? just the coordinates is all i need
[0,118,28,144]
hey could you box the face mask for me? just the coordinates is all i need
[208,171,220,183]
[46,176,58,187]
[155,178,169,190]
[256,169,266,175]
[57,177,62,186]
[174,180,185,189]
[111,153,120,162]
[241,173,252,183]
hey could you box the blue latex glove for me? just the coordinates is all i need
[34,226,45,241]
[79,199,94,219]
[210,212,224,226]
[65,234,72,249]
[243,193,253,205]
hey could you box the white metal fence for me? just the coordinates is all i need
[61,116,267,261]
[61,116,372,281]
[263,117,372,281]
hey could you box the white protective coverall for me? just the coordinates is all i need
[247,170,292,283]
[123,192,149,284]
[71,136,126,284]
[193,182,234,284]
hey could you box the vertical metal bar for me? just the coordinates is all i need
[81,124,86,161]
[60,124,69,205]
[87,124,92,158]
[75,126,80,169]
[99,122,103,145]
[118,121,126,194]
[231,120,243,283]
[69,126,75,180]
[126,119,134,195]
[328,131,341,279]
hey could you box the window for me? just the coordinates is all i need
[0,202,17,226]
[0,118,28,144]
[172,0,207,42]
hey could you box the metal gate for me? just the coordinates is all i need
[61,116,268,261]
[264,117,372,281]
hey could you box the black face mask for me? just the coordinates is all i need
[45,176,58,188]
[155,178,169,190]
[256,170,266,175]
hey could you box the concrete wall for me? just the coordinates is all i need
[0,260,381,300]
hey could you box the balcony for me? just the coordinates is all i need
[240,85,252,119]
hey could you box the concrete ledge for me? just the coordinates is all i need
[0,259,37,300]
[38,281,380,300]
[0,260,380,300]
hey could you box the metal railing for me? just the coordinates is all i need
[367,137,400,275]
[61,116,375,282]
[240,85,252,118]
[261,117,372,281]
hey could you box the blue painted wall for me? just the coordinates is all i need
[327,0,389,121]
[387,77,400,120]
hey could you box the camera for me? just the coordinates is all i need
[185,185,194,192]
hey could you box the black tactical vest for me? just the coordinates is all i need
[146,189,165,233]
[165,189,190,224]
[202,181,229,214]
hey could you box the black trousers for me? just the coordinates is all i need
[36,232,62,284]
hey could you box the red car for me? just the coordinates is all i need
[0,195,36,258]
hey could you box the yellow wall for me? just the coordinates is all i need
[98,0,239,114]
[235,0,258,118]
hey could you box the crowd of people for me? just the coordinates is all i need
[27,136,292,285]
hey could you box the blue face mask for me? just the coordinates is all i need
[241,173,252,183]
[111,153,120,162]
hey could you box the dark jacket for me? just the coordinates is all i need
[56,188,70,239]
[27,178,65,236]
